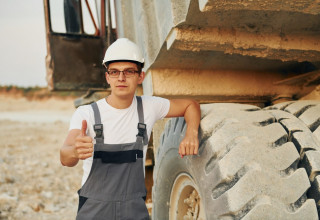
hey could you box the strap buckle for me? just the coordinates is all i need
[93,124,103,139]
[137,123,146,137]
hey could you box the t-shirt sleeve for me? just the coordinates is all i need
[69,105,91,131]
[143,96,170,120]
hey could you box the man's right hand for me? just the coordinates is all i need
[74,120,93,160]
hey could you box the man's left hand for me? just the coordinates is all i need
[179,134,199,158]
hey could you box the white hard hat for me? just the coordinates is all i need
[102,38,144,67]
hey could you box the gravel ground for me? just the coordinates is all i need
[0,95,82,220]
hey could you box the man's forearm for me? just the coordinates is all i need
[166,99,201,157]
[184,100,201,135]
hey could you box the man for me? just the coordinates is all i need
[60,38,200,219]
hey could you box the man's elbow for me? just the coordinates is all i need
[189,99,200,111]
[193,99,200,108]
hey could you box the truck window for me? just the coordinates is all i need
[49,0,100,35]
[49,0,69,33]
[81,0,100,35]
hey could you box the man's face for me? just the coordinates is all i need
[106,62,144,99]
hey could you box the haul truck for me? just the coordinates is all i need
[44,0,320,219]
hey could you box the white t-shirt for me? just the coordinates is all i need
[69,95,170,185]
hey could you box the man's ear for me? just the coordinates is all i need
[138,71,145,84]
[105,72,110,84]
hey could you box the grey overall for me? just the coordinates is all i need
[76,96,149,220]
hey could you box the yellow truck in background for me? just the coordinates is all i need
[44,0,320,219]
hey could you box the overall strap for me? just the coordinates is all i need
[136,96,148,145]
[90,102,104,144]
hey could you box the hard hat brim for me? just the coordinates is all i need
[103,59,144,68]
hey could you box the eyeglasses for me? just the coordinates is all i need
[107,69,140,78]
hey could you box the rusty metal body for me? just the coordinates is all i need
[44,0,320,103]
[114,0,320,104]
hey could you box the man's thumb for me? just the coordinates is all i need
[81,120,87,136]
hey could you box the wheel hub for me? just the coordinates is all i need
[169,173,205,220]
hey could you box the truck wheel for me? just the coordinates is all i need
[152,101,320,219]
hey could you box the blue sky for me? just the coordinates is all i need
[0,0,47,87]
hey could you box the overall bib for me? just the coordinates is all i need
[76,96,149,220]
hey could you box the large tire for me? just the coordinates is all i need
[152,101,320,220]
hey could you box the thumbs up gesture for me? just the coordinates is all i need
[74,120,93,160]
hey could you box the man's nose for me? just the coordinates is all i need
[118,72,126,81]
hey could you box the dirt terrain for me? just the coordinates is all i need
[0,93,82,220]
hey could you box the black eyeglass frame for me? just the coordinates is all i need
[106,69,140,78]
